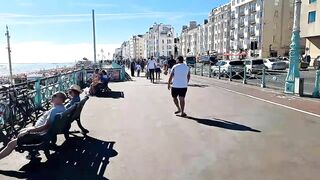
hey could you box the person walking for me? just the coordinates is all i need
[155,59,161,82]
[130,60,136,77]
[167,56,190,117]
[147,56,156,83]
[167,55,176,75]
[136,63,141,77]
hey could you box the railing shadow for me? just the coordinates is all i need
[185,116,261,133]
[0,135,118,180]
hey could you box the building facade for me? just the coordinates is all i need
[230,0,294,59]
[129,35,145,60]
[144,23,175,58]
[121,41,130,60]
[301,0,320,65]
[211,3,231,56]
[180,21,199,57]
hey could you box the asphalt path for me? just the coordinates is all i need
[0,73,319,180]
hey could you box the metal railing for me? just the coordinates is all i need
[189,63,290,92]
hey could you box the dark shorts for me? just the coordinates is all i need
[17,133,45,146]
[155,68,161,73]
[171,88,188,98]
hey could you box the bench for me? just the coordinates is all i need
[63,96,89,139]
[15,104,78,161]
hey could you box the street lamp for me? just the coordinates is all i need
[285,0,302,94]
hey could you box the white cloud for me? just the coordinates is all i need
[0,41,120,63]
[0,12,207,25]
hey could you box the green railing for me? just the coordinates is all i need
[189,63,319,97]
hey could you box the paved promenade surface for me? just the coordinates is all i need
[0,73,320,180]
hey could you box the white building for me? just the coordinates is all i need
[129,35,145,60]
[145,23,175,58]
[198,20,210,56]
[121,41,130,60]
[230,0,294,59]
[180,21,199,57]
[210,3,231,56]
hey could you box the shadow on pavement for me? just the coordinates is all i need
[185,116,261,133]
[0,135,118,180]
[0,131,10,151]
[98,91,125,99]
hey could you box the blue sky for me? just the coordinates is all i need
[0,0,229,63]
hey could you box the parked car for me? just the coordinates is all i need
[186,56,196,66]
[211,60,244,77]
[263,58,287,70]
[199,56,218,65]
[244,59,266,75]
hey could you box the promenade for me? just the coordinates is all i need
[0,72,320,180]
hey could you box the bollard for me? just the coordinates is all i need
[229,66,232,81]
[194,64,197,75]
[243,66,247,84]
[201,64,204,76]
[312,70,320,97]
[218,66,221,79]
[34,78,42,108]
[261,67,266,88]
[209,65,212,78]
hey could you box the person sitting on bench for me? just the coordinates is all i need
[66,84,82,109]
[0,92,67,160]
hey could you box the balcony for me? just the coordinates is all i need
[250,30,255,36]
[250,6,256,13]
[239,32,244,38]
[250,16,256,24]
[239,9,245,16]
[239,21,245,27]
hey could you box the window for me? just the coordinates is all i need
[308,11,316,23]
[309,0,317,3]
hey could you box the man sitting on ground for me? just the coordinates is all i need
[0,92,67,160]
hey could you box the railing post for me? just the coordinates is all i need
[229,66,232,81]
[58,74,63,91]
[218,66,221,79]
[34,78,42,108]
[261,67,266,88]
[243,66,247,84]
[201,64,204,76]
[72,71,77,85]
[312,70,320,97]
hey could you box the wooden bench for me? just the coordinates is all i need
[63,96,89,139]
[15,104,78,161]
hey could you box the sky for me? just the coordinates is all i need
[0,0,229,63]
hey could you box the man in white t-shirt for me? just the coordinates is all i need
[147,56,157,83]
[167,56,190,117]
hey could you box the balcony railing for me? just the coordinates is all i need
[239,10,245,16]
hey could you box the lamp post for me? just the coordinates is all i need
[285,0,302,94]
[5,25,13,84]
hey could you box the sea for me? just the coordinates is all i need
[0,63,75,76]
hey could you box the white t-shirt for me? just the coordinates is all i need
[171,63,190,88]
[147,59,156,70]
[136,64,141,70]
